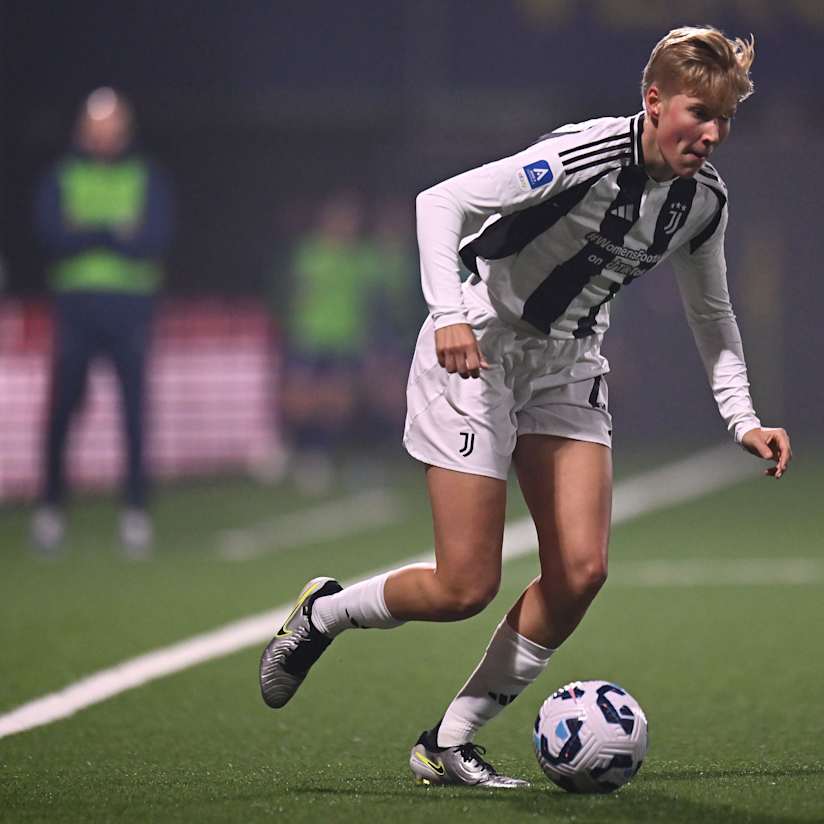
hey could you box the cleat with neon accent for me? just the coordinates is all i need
[259,576,342,708]
[409,725,529,788]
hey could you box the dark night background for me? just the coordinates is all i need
[2,0,822,440]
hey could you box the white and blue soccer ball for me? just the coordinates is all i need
[534,679,648,793]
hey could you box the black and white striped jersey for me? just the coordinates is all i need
[415,111,761,442]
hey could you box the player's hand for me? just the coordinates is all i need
[434,323,489,379]
[741,427,792,479]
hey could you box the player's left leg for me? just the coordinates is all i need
[508,434,611,646]
[434,434,611,749]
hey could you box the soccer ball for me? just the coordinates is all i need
[533,679,648,793]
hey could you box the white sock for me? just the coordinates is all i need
[437,618,555,748]
[311,570,404,637]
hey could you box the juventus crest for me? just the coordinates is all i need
[663,202,688,235]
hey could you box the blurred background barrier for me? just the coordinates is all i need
[0,299,279,501]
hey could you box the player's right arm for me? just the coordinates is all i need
[416,142,564,378]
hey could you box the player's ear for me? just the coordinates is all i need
[645,84,663,127]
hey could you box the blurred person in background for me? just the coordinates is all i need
[359,196,426,447]
[31,87,174,556]
[276,191,381,494]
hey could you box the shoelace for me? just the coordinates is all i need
[276,614,331,675]
[456,743,498,775]
[277,622,309,654]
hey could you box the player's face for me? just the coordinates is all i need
[654,92,732,178]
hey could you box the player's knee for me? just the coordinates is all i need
[570,557,608,600]
[438,578,500,620]
[539,552,607,602]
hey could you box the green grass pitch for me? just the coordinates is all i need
[0,449,822,823]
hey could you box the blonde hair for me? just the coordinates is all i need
[642,26,755,112]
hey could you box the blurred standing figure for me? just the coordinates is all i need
[361,196,425,444]
[279,192,377,494]
[31,88,174,556]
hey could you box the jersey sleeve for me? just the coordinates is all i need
[416,143,564,329]
[670,206,761,443]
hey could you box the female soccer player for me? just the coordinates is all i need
[260,26,792,787]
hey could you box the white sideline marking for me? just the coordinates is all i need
[609,558,824,588]
[216,489,404,560]
[0,611,291,742]
[0,444,795,740]
[609,442,759,524]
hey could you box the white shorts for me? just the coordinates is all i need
[403,291,612,480]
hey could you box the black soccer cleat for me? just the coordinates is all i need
[259,576,342,708]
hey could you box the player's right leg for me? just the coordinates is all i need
[260,304,516,709]
[259,465,507,709]
[400,471,528,788]
[383,466,506,621]
[259,576,344,709]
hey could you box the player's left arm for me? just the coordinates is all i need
[671,207,792,479]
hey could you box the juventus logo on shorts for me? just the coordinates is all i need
[459,431,475,457]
